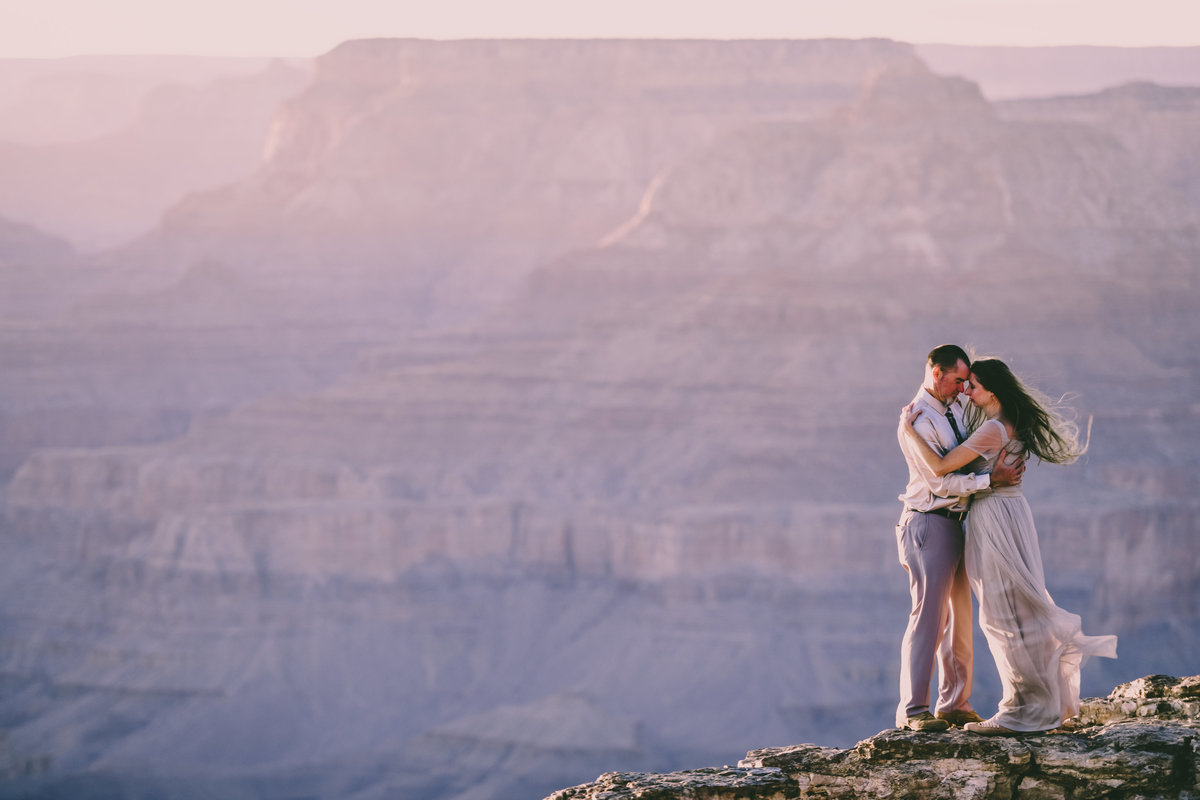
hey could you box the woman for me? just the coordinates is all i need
[901,357,1117,734]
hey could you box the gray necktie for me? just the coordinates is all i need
[945,407,965,444]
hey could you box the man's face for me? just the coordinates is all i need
[932,359,970,404]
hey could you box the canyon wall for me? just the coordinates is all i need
[0,39,1198,800]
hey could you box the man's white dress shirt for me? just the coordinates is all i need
[897,388,990,513]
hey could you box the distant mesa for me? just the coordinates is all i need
[916,43,1200,100]
[853,59,994,124]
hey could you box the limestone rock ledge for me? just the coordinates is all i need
[545,675,1200,800]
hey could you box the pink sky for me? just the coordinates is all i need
[3,0,1199,58]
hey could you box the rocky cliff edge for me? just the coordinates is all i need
[546,675,1200,800]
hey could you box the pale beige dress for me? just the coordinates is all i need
[962,419,1118,731]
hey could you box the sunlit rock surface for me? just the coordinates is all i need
[129,38,921,327]
[548,675,1200,800]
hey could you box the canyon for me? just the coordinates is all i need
[0,39,1198,800]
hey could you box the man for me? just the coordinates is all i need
[895,344,1023,732]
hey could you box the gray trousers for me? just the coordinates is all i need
[895,507,974,725]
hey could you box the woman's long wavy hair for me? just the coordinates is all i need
[965,358,1088,464]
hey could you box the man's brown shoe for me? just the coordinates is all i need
[902,711,951,732]
[936,709,984,727]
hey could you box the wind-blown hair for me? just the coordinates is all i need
[966,358,1088,464]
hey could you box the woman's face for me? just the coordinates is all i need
[966,373,996,408]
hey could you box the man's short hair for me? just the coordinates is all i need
[927,344,971,371]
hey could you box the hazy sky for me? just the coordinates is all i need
[3,0,1199,58]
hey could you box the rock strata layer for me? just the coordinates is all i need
[547,675,1200,800]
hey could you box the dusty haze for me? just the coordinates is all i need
[1,39,1199,800]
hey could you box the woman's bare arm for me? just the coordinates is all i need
[901,404,982,477]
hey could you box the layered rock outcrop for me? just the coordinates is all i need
[548,675,1200,799]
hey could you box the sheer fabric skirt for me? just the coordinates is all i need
[965,491,1117,731]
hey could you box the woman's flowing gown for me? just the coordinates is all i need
[962,419,1118,731]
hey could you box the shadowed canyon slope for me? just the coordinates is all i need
[1,39,1199,800]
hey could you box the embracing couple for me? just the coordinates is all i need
[895,344,1118,735]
